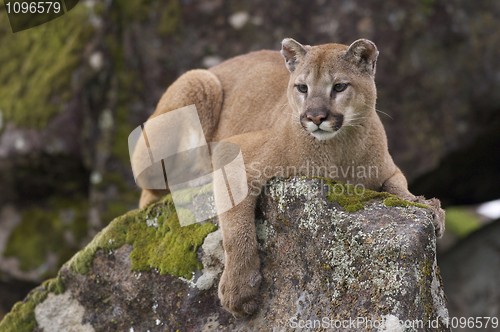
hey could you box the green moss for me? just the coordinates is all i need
[41,274,65,295]
[0,5,92,128]
[175,207,196,226]
[68,195,217,280]
[383,197,429,209]
[323,178,390,212]
[320,178,428,212]
[67,209,135,275]
[0,270,65,332]
[3,197,88,273]
[0,287,47,332]
[127,198,217,279]
[445,207,481,238]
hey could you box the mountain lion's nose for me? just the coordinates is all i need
[307,114,325,125]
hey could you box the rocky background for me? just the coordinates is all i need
[0,0,499,326]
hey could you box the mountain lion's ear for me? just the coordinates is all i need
[346,39,379,76]
[281,38,308,73]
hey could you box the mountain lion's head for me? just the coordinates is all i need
[281,38,379,141]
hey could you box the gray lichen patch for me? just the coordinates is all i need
[253,177,449,331]
[181,229,225,290]
[35,292,95,332]
[256,218,271,249]
[268,177,332,234]
[430,258,450,325]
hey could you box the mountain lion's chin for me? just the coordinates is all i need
[310,129,337,141]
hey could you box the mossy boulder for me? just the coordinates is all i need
[0,193,218,332]
[0,3,92,128]
[66,194,217,279]
[2,0,500,312]
[0,177,450,331]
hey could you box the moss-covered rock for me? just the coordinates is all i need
[0,0,185,294]
[0,177,450,331]
[0,287,48,332]
[0,190,217,331]
[0,273,64,332]
[4,0,499,325]
[68,194,217,279]
[322,178,429,212]
[0,3,92,128]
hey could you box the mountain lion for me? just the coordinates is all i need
[134,38,445,317]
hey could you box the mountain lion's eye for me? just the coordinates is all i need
[296,85,308,93]
[333,83,348,92]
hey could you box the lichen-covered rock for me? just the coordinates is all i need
[2,0,500,295]
[0,177,450,331]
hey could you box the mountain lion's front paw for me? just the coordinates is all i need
[218,268,262,317]
[426,197,445,238]
[413,196,445,238]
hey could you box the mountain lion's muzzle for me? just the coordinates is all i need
[301,108,344,135]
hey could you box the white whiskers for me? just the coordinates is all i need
[280,103,299,119]
[363,102,393,120]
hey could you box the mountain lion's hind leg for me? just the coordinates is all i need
[136,69,223,208]
[153,69,223,140]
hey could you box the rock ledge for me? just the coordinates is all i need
[0,177,450,332]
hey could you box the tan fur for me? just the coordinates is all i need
[134,39,445,317]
